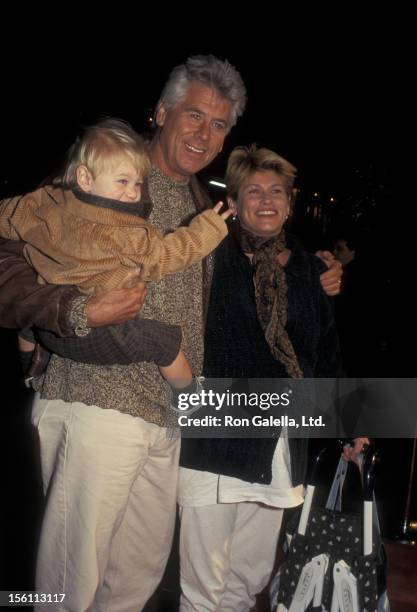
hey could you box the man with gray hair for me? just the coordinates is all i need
[0,54,247,611]
[0,54,341,611]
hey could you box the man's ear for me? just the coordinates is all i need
[227,196,237,215]
[155,103,167,127]
[76,165,93,192]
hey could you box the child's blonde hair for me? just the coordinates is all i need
[61,118,151,188]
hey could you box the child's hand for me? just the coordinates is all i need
[213,201,233,221]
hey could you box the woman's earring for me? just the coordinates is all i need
[232,214,237,221]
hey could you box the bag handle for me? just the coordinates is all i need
[325,449,382,555]
[298,447,326,535]
[325,456,349,512]
[325,444,378,509]
[299,445,382,547]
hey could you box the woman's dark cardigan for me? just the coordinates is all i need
[180,231,341,485]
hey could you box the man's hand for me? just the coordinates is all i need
[342,437,370,464]
[316,250,343,296]
[86,268,147,327]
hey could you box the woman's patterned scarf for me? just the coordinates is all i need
[239,227,304,379]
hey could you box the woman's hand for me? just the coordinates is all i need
[342,437,370,464]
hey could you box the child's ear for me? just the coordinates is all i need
[76,165,93,192]
[155,103,167,127]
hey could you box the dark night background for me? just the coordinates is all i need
[1,20,414,255]
[1,15,416,608]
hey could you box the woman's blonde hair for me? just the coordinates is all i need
[60,118,151,188]
[226,144,297,201]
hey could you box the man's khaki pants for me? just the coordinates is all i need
[32,396,179,612]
